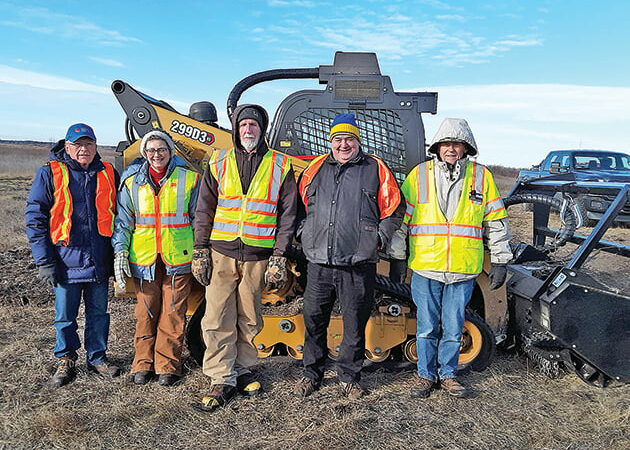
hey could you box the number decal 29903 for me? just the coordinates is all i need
[169,120,215,145]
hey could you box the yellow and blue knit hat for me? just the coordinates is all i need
[329,113,361,143]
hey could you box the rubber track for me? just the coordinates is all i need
[374,274,412,300]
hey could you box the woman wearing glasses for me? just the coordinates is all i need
[112,130,200,386]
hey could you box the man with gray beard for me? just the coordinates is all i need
[192,104,298,411]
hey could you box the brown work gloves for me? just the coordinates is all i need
[114,250,132,291]
[192,248,212,286]
[488,263,507,290]
[264,256,288,291]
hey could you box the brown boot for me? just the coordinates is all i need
[87,359,121,378]
[340,381,367,400]
[440,378,472,398]
[198,384,237,411]
[51,356,76,388]
[293,377,321,398]
[410,377,435,399]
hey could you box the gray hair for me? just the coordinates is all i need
[140,130,175,159]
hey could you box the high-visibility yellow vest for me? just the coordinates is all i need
[49,160,116,246]
[401,159,507,274]
[209,148,291,248]
[126,166,199,267]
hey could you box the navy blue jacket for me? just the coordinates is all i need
[25,140,119,283]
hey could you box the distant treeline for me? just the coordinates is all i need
[0,139,116,151]
[485,164,522,178]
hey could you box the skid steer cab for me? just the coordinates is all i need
[113,51,505,374]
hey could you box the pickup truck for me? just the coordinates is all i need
[517,149,630,225]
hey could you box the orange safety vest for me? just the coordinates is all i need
[49,160,116,246]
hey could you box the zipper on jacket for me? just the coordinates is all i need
[154,194,162,256]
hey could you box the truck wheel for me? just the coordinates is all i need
[185,299,206,367]
[576,195,597,228]
[457,309,496,373]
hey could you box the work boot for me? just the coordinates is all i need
[237,372,261,396]
[293,377,321,398]
[410,377,435,399]
[158,374,181,387]
[87,360,121,378]
[51,356,76,388]
[440,378,471,398]
[198,384,237,412]
[133,371,154,385]
[340,381,367,400]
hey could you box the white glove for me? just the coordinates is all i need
[114,250,132,291]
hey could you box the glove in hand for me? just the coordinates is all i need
[192,248,212,286]
[114,250,132,291]
[264,256,288,291]
[488,263,507,290]
[38,263,57,288]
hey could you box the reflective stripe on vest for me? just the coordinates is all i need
[49,160,116,246]
[126,166,199,267]
[402,160,506,274]
[209,148,291,248]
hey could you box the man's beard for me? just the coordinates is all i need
[241,134,259,152]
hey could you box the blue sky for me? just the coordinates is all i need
[1,0,629,167]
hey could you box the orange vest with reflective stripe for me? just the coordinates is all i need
[209,148,291,248]
[401,159,506,274]
[49,160,116,246]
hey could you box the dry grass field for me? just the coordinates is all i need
[0,142,628,449]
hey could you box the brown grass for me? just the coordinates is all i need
[1,142,629,449]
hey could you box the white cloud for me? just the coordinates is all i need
[264,12,542,66]
[267,0,316,7]
[436,14,466,22]
[0,6,141,46]
[421,84,630,167]
[0,64,108,94]
[88,57,124,67]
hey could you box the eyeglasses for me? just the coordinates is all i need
[68,141,96,150]
[145,148,169,155]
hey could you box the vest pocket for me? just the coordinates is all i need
[356,218,379,259]
[360,189,378,219]
[412,235,435,247]
[463,238,483,249]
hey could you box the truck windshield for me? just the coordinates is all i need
[573,153,630,171]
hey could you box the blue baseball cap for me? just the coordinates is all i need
[65,123,96,142]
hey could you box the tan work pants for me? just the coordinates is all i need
[132,259,192,375]
[201,250,266,386]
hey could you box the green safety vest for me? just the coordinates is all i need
[126,166,199,267]
[209,148,291,248]
[401,159,507,274]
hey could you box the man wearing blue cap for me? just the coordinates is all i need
[26,123,121,387]
[294,113,403,399]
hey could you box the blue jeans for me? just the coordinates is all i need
[411,273,475,381]
[53,281,110,365]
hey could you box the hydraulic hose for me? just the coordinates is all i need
[503,192,578,250]
[227,68,320,119]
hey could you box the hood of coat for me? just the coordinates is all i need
[427,118,478,158]
[49,139,104,171]
[231,104,269,153]
[121,154,189,185]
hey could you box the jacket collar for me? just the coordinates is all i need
[325,147,365,166]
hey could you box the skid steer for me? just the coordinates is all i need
[112,51,506,374]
